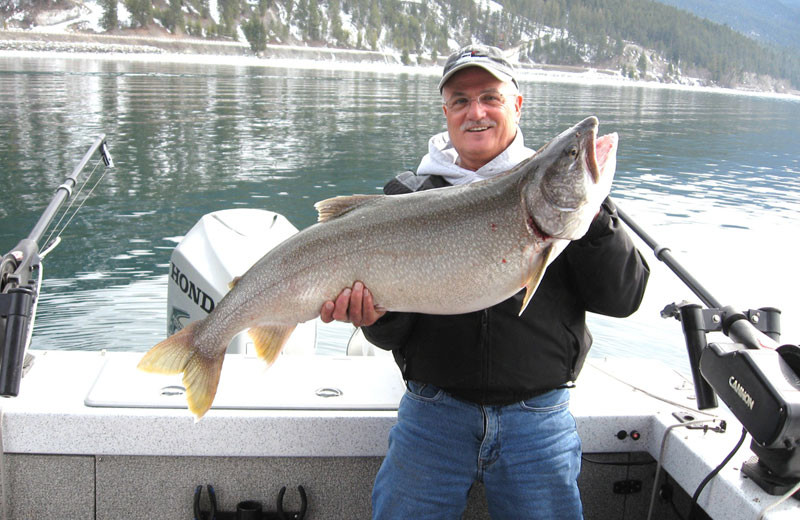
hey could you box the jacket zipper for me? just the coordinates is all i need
[481,309,490,402]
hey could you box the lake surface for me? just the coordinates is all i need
[1,55,799,377]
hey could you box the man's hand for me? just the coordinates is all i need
[320,281,386,327]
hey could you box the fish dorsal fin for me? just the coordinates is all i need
[314,194,383,223]
[228,275,242,291]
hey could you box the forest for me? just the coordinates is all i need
[96,0,800,88]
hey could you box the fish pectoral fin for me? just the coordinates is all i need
[248,324,296,366]
[519,245,556,316]
[314,194,384,223]
[138,321,224,420]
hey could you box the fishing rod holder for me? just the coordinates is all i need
[193,484,307,520]
[662,302,783,410]
[614,200,800,496]
[0,287,37,396]
[665,303,800,452]
[0,238,41,397]
[1,135,113,398]
[664,303,800,495]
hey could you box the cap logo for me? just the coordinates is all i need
[439,45,517,92]
[462,50,484,60]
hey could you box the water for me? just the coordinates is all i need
[1,56,799,377]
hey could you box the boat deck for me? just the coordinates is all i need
[1,350,797,519]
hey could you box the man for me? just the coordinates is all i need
[321,44,650,519]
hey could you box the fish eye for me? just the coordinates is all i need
[567,146,579,158]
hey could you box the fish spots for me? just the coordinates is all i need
[489,223,498,231]
[502,258,507,264]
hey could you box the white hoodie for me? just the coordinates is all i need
[415,128,535,185]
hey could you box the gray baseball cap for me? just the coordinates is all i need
[438,44,518,92]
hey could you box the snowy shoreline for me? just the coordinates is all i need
[1,32,798,102]
[3,0,798,101]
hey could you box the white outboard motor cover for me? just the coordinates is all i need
[167,209,316,355]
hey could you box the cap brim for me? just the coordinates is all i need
[438,62,516,92]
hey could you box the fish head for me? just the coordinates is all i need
[523,116,617,240]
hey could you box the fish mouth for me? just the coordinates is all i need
[590,132,618,184]
[577,116,617,185]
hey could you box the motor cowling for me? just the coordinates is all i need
[167,209,316,354]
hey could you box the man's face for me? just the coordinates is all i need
[441,67,523,171]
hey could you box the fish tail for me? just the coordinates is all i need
[248,324,297,366]
[137,321,224,419]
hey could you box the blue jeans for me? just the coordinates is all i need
[372,382,582,519]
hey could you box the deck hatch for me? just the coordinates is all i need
[85,354,404,411]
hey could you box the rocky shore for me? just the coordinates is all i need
[0,29,404,63]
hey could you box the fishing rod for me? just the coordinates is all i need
[613,203,721,309]
[0,135,113,397]
[614,201,783,352]
[612,198,800,495]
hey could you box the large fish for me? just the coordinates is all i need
[138,116,618,418]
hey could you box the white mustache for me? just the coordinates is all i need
[461,119,497,132]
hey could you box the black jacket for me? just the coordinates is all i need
[362,172,650,405]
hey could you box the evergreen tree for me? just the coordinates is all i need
[124,0,152,28]
[100,0,117,31]
[243,17,268,52]
[329,0,350,46]
[366,27,379,50]
[294,0,309,38]
[259,0,273,15]
[637,53,648,76]
[368,0,380,32]
[308,0,322,41]
[170,0,184,32]
[158,0,184,33]
[217,0,239,37]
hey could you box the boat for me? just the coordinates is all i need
[1,139,798,519]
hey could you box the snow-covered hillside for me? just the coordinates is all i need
[1,0,796,94]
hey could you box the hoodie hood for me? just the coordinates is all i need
[416,129,535,185]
